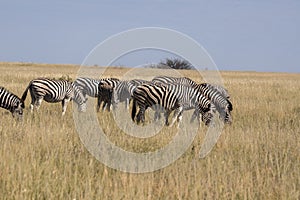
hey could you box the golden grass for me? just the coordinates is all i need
[0,62,299,199]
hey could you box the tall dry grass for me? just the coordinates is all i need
[0,62,299,199]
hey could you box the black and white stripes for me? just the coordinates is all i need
[131,83,213,126]
[0,87,24,120]
[1,75,232,126]
[74,77,101,98]
[150,76,233,124]
[21,78,87,115]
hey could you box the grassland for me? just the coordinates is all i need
[0,62,299,199]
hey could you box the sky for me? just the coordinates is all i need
[1,0,299,73]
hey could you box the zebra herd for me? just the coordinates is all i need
[0,76,233,127]
[77,76,233,126]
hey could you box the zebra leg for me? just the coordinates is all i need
[96,98,102,112]
[175,111,184,128]
[136,106,145,124]
[102,102,108,111]
[34,98,43,112]
[125,98,130,110]
[30,104,34,113]
[29,91,37,113]
[106,101,111,112]
[169,107,183,127]
[62,98,70,116]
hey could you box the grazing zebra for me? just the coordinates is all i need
[97,78,120,111]
[152,76,232,123]
[112,79,150,110]
[0,87,24,120]
[21,78,87,115]
[74,77,101,98]
[131,83,212,126]
[195,83,233,124]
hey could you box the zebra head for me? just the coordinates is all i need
[11,100,25,121]
[218,99,233,124]
[71,83,87,112]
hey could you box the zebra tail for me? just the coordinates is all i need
[21,83,31,102]
[131,98,137,122]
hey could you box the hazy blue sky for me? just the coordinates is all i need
[1,0,299,72]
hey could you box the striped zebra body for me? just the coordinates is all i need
[0,87,24,120]
[131,83,212,126]
[152,76,215,124]
[97,78,120,111]
[21,78,87,115]
[163,84,213,126]
[74,77,100,98]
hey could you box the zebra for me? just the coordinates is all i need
[151,76,232,123]
[112,79,150,110]
[0,87,25,120]
[97,78,120,112]
[21,78,87,116]
[131,83,213,126]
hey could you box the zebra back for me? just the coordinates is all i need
[0,86,24,119]
[152,76,197,87]
[202,83,230,99]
